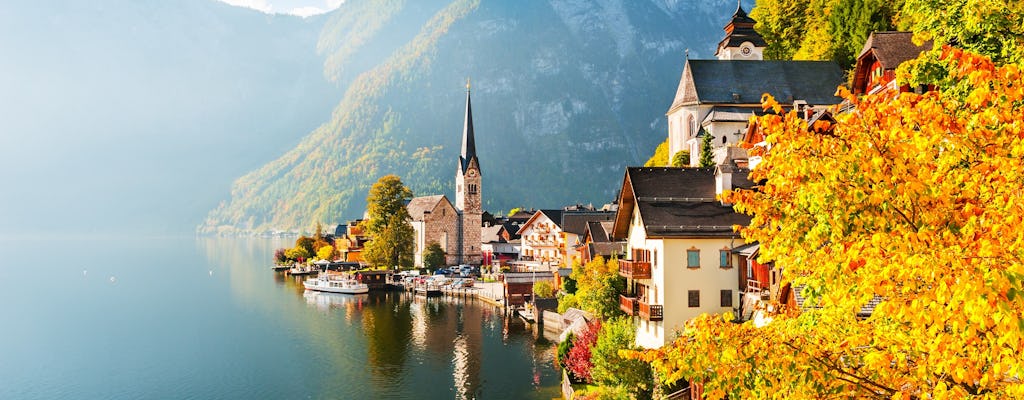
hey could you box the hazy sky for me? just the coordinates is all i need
[219,0,344,17]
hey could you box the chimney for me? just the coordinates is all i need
[716,165,733,205]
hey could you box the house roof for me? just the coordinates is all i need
[701,106,762,125]
[588,242,626,259]
[481,225,503,243]
[561,211,616,236]
[584,221,614,243]
[407,195,447,221]
[612,167,753,239]
[669,60,844,113]
[791,285,883,318]
[516,209,564,235]
[857,31,932,69]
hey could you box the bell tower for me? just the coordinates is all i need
[715,2,767,60]
[455,80,482,265]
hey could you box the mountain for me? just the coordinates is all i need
[200,0,745,234]
[0,0,339,235]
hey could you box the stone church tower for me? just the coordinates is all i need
[455,84,482,265]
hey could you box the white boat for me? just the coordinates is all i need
[289,264,319,275]
[303,274,369,294]
[517,306,536,323]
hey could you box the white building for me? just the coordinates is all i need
[611,167,753,349]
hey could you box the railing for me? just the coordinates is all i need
[638,301,663,321]
[618,260,651,279]
[619,295,638,316]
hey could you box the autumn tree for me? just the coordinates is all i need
[570,256,625,319]
[630,48,1024,399]
[422,242,446,270]
[316,245,335,261]
[362,175,415,269]
[644,139,669,167]
[565,319,601,383]
[533,281,555,299]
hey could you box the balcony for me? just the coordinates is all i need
[618,260,651,279]
[619,295,638,316]
[638,301,663,321]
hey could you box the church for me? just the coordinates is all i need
[408,85,483,267]
[666,3,844,167]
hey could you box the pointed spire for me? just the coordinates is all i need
[460,80,478,174]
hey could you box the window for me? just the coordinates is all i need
[720,250,730,268]
[469,184,478,194]
[688,290,700,307]
[687,248,700,268]
[653,249,658,269]
[721,290,733,307]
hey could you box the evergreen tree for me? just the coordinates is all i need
[698,133,715,168]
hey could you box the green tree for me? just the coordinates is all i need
[751,0,813,60]
[562,275,577,294]
[570,256,625,319]
[644,139,669,167]
[364,214,415,269]
[591,317,653,400]
[753,0,899,70]
[295,236,315,258]
[362,175,415,269]
[533,281,555,298]
[422,242,446,270]
[557,293,579,313]
[898,0,1024,66]
[670,150,689,167]
[698,133,715,168]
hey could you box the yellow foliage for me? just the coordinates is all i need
[632,48,1024,398]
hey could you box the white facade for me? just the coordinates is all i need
[518,213,563,265]
[625,207,740,349]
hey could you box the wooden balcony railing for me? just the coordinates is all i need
[619,295,638,316]
[638,301,663,321]
[618,260,651,279]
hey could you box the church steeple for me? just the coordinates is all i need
[460,80,480,175]
[715,2,767,60]
[455,81,482,266]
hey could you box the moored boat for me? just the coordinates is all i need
[271,264,291,272]
[289,264,319,275]
[303,274,369,294]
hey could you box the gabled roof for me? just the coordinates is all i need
[561,211,616,236]
[587,242,626,259]
[584,220,614,243]
[612,167,752,239]
[516,209,563,235]
[669,60,844,113]
[407,195,449,221]
[481,225,504,243]
[857,31,932,69]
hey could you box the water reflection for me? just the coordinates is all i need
[195,237,561,399]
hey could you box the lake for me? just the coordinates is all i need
[0,237,561,399]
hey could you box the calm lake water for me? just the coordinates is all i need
[0,237,560,399]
